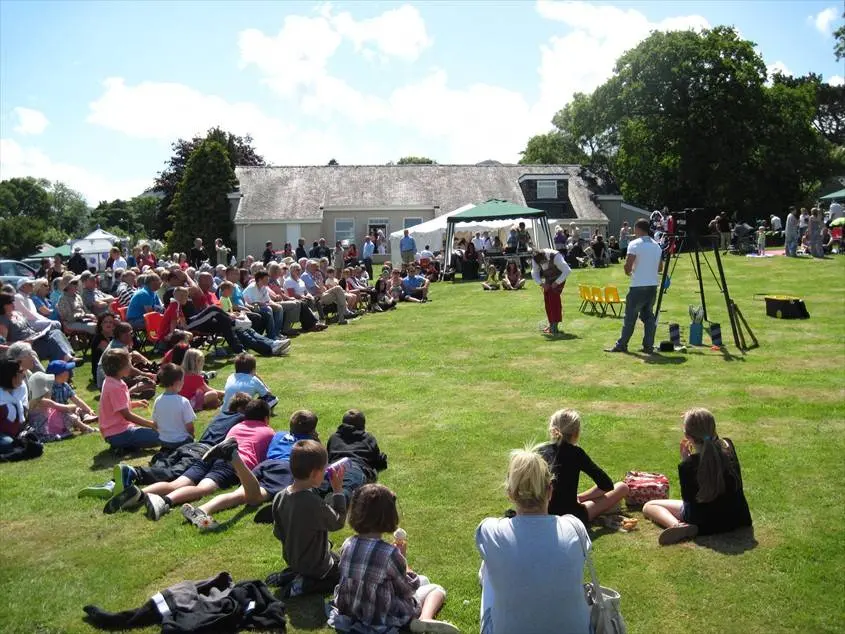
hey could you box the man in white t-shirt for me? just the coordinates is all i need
[606,218,663,354]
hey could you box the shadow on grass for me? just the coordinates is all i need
[635,352,687,365]
[541,332,580,341]
[694,527,758,554]
[283,594,330,630]
[90,447,157,471]
[207,506,258,532]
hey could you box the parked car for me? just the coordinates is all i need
[0,260,36,289]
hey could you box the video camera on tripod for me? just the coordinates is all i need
[672,207,714,246]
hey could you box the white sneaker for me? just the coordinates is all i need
[144,493,170,521]
[271,339,290,356]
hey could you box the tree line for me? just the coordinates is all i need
[520,25,845,218]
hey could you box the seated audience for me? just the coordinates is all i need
[643,408,752,545]
[126,273,163,330]
[221,353,276,411]
[151,363,195,451]
[56,277,97,335]
[98,347,159,451]
[179,349,224,410]
[90,312,116,382]
[328,483,456,633]
[401,265,430,302]
[15,279,60,330]
[501,260,525,291]
[0,359,44,462]
[476,449,591,634]
[0,293,80,364]
[80,271,114,316]
[537,409,629,523]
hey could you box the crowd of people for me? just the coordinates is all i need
[1,227,761,632]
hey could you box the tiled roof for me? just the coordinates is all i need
[234,164,608,223]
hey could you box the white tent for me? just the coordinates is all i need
[389,203,549,254]
[389,204,474,255]
[71,228,126,271]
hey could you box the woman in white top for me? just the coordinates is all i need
[475,449,590,634]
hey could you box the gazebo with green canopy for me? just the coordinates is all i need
[820,188,845,201]
[443,198,554,278]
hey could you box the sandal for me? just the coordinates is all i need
[659,523,698,545]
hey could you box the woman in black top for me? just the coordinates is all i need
[537,409,629,524]
[90,312,116,382]
[644,408,752,545]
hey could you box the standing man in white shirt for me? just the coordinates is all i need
[531,248,571,336]
[606,219,663,354]
[360,235,375,281]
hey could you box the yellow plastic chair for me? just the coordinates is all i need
[590,286,607,316]
[578,284,591,312]
[604,285,625,317]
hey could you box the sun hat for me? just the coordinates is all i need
[27,372,55,400]
[16,278,34,290]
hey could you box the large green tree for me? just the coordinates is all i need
[522,26,841,217]
[48,181,90,237]
[167,139,237,255]
[0,177,51,258]
[154,128,264,238]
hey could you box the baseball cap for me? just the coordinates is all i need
[46,360,76,375]
[27,372,55,400]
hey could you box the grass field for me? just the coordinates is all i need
[1,253,844,634]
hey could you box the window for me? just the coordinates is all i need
[536,180,558,199]
[335,219,355,244]
[404,217,423,229]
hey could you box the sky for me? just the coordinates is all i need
[0,0,842,203]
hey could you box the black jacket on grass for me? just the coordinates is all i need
[679,438,752,535]
[327,423,388,482]
[199,410,246,446]
[83,571,286,632]
[135,443,210,485]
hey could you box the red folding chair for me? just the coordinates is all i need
[140,311,163,351]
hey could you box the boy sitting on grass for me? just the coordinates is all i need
[180,409,320,531]
[267,439,348,597]
[99,348,159,452]
[152,363,195,451]
[222,353,278,411]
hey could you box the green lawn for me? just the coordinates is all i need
[1,253,844,633]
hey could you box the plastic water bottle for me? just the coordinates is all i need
[325,457,350,478]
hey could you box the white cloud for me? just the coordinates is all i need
[12,107,49,135]
[0,138,150,203]
[828,75,844,86]
[811,7,839,35]
[328,4,431,61]
[767,60,793,79]
[534,1,710,124]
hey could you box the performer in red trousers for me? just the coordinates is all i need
[531,249,572,335]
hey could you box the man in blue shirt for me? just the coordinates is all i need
[360,236,375,280]
[399,229,417,266]
[126,273,163,329]
[400,264,429,301]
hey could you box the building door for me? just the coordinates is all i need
[368,218,389,253]
[286,223,301,246]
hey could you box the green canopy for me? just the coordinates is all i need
[29,244,71,259]
[447,198,548,222]
[820,188,845,201]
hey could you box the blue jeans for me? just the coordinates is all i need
[257,305,283,339]
[235,328,275,356]
[785,233,798,257]
[616,285,657,351]
[106,426,160,450]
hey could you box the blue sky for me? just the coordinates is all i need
[1,0,842,202]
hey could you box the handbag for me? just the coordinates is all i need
[623,471,669,507]
[565,516,627,634]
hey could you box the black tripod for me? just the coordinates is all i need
[655,233,758,351]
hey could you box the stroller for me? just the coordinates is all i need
[732,223,755,255]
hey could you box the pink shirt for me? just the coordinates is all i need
[225,419,274,470]
[99,376,132,439]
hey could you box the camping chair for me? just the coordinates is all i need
[140,311,163,352]
[109,300,122,316]
[116,306,128,321]
[604,285,625,317]
[590,286,607,316]
[62,325,91,362]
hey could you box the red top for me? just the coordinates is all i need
[179,373,210,402]
[192,290,219,310]
[159,301,183,342]
[138,253,157,269]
